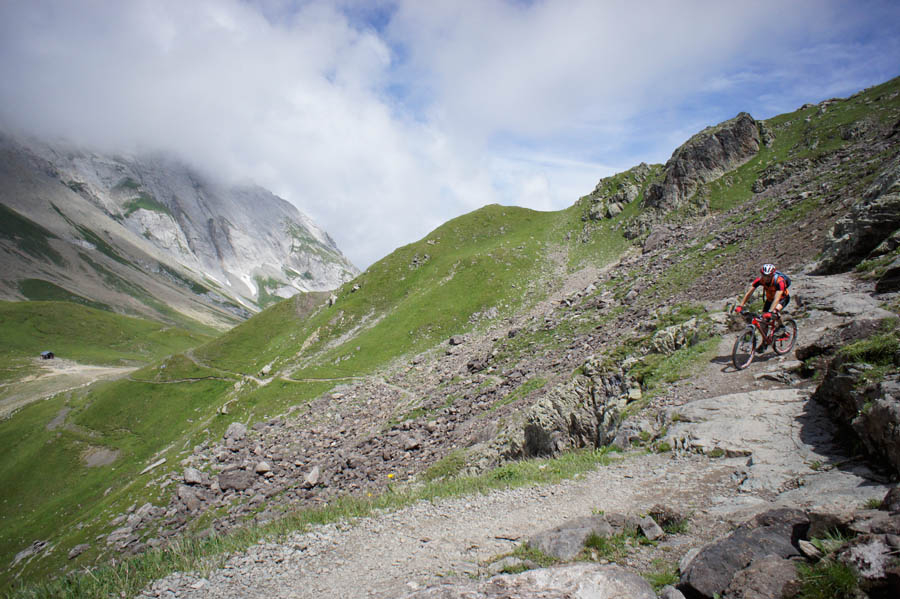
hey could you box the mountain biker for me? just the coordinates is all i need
[735,264,790,340]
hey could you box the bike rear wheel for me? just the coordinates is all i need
[732,328,756,370]
[773,318,798,355]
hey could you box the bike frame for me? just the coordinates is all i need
[743,312,776,344]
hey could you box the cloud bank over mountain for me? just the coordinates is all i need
[1,0,899,267]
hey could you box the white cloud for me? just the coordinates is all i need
[1,0,898,268]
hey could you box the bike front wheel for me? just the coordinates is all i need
[773,318,798,355]
[732,328,757,370]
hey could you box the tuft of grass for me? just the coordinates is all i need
[510,543,560,569]
[839,333,899,366]
[643,558,680,592]
[794,560,860,599]
[421,449,468,482]
[863,497,882,510]
[660,517,689,535]
[810,529,855,555]
[583,531,628,561]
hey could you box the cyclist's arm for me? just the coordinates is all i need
[738,285,755,308]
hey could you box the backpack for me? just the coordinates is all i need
[775,270,791,290]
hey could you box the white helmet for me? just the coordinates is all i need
[760,263,776,276]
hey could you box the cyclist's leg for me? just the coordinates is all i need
[761,299,774,339]
[774,296,789,328]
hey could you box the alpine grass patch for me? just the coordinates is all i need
[794,560,860,599]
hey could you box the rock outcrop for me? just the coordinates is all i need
[679,508,809,599]
[640,113,763,217]
[505,358,641,458]
[812,360,900,476]
[680,498,900,599]
[814,157,900,274]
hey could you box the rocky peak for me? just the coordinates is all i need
[643,112,763,215]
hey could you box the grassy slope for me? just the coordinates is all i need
[0,301,212,369]
[197,204,581,378]
[0,301,222,585]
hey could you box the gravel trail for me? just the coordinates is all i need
[143,451,738,599]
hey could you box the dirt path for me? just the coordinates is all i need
[0,359,136,418]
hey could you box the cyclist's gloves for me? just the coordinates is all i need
[735,305,743,313]
[763,312,773,319]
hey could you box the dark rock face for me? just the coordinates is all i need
[815,157,900,274]
[881,486,900,512]
[876,256,900,292]
[643,112,762,215]
[812,353,900,476]
[679,508,809,599]
[721,554,800,599]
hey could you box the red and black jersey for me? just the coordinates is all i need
[752,275,789,301]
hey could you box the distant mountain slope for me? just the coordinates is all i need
[0,133,358,328]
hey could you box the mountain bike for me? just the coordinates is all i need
[731,310,798,370]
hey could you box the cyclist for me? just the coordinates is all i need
[735,264,790,343]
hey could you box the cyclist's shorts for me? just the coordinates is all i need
[764,294,790,312]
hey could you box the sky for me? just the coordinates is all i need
[1,1,899,269]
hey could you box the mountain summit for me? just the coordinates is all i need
[0,133,358,327]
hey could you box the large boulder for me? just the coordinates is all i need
[527,515,615,560]
[876,256,900,292]
[814,157,900,274]
[217,470,255,491]
[721,554,800,599]
[680,508,809,599]
[401,564,655,599]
